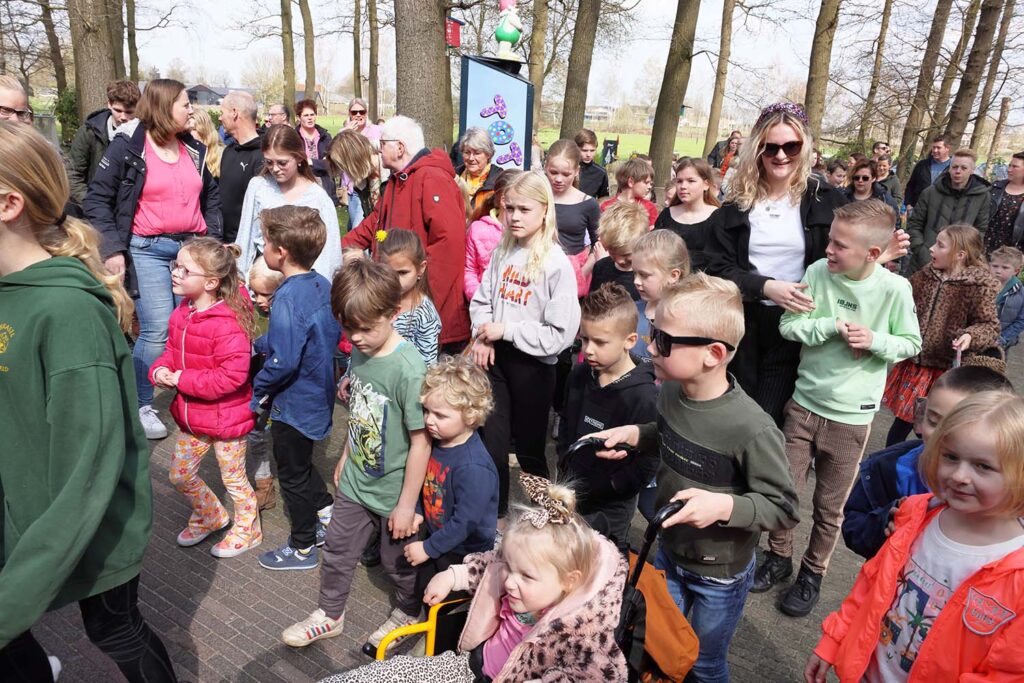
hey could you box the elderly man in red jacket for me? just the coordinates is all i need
[342,115,470,348]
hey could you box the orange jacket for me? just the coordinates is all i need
[814,494,1024,682]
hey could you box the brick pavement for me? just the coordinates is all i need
[35,353,1024,682]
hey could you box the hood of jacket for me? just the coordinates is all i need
[585,354,656,393]
[84,108,113,137]
[935,171,991,197]
[398,147,457,180]
[0,257,115,309]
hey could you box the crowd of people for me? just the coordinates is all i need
[2,71,1024,683]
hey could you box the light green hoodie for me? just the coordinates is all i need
[0,257,152,646]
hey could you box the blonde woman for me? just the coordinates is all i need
[325,129,381,230]
[190,108,225,178]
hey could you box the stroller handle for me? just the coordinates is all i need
[629,500,686,588]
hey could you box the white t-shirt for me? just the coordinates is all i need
[865,511,1024,682]
[747,198,805,305]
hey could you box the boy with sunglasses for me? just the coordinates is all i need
[587,272,799,682]
[752,200,921,617]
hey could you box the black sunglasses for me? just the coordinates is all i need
[761,140,803,158]
[350,109,367,115]
[651,325,735,357]
[852,175,872,181]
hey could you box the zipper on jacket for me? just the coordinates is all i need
[181,311,193,435]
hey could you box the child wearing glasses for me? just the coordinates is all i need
[586,272,799,683]
[752,200,921,619]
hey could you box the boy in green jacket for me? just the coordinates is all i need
[754,199,922,617]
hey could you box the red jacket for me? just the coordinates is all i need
[342,148,470,344]
[815,494,1024,682]
[149,300,255,440]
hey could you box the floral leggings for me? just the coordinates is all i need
[170,434,261,549]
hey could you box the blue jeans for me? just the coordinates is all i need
[347,190,365,230]
[129,235,182,407]
[655,548,755,683]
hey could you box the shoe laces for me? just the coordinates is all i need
[794,573,817,599]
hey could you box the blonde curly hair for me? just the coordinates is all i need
[420,354,495,428]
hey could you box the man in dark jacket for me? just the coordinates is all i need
[903,134,951,209]
[67,80,140,204]
[907,148,991,272]
[219,90,264,243]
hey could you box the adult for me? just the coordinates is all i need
[719,135,742,178]
[456,126,501,215]
[985,151,1024,254]
[653,157,720,272]
[342,115,470,348]
[68,80,140,204]
[843,159,900,226]
[871,141,890,160]
[233,124,342,280]
[875,154,902,206]
[219,91,265,243]
[84,78,222,440]
[190,109,224,179]
[0,122,178,683]
[824,158,848,188]
[294,98,337,205]
[907,148,991,272]
[325,128,380,230]
[575,128,609,199]
[267,103,291,126]
[0,75,32,124]
[341,97,381,145]
[708,129,742,169]
[904,135,951,209]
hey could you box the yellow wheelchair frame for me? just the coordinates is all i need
[374,598,471,660]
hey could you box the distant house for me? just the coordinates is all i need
[584,104,614,124]
[294,87,328,113]
[187,84,227,107]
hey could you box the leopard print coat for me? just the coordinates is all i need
[910,264,1002,369]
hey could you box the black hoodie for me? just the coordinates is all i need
[220,134,265,243]
[557,356,659,507]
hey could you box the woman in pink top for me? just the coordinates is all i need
[83,78,222,440]
[343,97,381,146]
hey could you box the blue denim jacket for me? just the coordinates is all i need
[251,272,340,440]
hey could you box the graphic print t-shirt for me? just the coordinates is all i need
[339,342,426,516]
[866,512,1024,682]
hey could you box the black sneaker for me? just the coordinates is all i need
[360,535,381,567]
[780,567,823,617]
[750,551,793,593]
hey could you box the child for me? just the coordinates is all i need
[601,157,659,227]
[319,474,628,682]
[632,228,690,359]
[378,229,442,365]
[575,127,609,199]
[464,168,522,301]
[588,200,648,300]
[805,392,1024,683]
[403,355,499,596]
[989,245,1024,353]
[150,237,263,558]
[556,283,658,550]
[753,201,922,617]
[546,138,601,296]
[469,170,581,520]
[654,157,722,272]
[843,365,1014,560]
[281,259,430,650]
[248,255,284,510]
[0,122,178,681]
[588,273,800,682]
[882,224,1003,445]
[252,205,340,571]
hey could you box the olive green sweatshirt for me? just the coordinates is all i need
[0,257,153,647]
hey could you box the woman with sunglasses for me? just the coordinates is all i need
[706,102,907,426]
[342,97,381,145]
[843,159,900,227]
[233,125,342,280]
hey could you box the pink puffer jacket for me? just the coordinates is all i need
[149,300,255,440]
[465,213,504,301]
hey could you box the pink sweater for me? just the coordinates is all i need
[464,213,504,300]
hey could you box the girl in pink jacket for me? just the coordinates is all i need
[150,237,262,559]
[464,169,521,301]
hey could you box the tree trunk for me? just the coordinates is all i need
[985,96,1010,166]
[857,0,892,149]
[804,0,842,140]
[37,1,68,94]
[0,15,6,76]
[475,3,486,55]
[944,0,1002,147]
[352,0,362,98]
[395,0,451,148]
[280,0,296,107]
[558,0,601,139]
[68,0,117,118]
[926,0,980,141]
[648,0,701,186]
[702,0,734,157]
[298,0,315,102]
[969,0,1014,150]
[528,0,548,134]
[367,0,378,119]
[106,0,125,79]
[125,0,138,81]
[896,0,953,187]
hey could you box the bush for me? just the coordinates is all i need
[54,89,80,144]
[207,109,222,131]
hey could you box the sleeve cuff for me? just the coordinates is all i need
[502,321,518,343]
[813,634,840,664]
[450,563,471,592]
[723,495,755,529]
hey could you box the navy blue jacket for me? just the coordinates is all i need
[997,276,1024,348]
[842,439,923,560]
[251,272,341,441]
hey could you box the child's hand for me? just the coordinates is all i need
[662,488,734,529]
[952,333,972,352]
[585,425,640,460]
[165,370,182,387]
[336,375,352,403]
[388,505,417,539]
[471,339,495,369]
[423,568,455,605]
[153,367,174,387]
[412,513,424,533]
[403,541,430,566]
[842,322,873,350]
[804,654,832,683]
[477,322,505,342]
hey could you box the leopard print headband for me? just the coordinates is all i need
[519,473,571,528]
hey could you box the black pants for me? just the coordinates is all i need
[0,576,177,683]
[730,302,802,427]
[580,496,638,553]
[481,341,556,515]
[272,420,334,549]
[886,418,915,446]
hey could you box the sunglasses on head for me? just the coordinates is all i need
[651,325,736,357]
[761,140,803,158]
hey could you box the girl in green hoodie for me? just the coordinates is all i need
[0,122,177,681]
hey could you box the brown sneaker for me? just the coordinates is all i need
[254,477,277,511]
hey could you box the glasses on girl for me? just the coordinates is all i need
[651,325,736,357]
[169,261,207,278]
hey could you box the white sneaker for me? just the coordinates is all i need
[366,607,420,651]
[138,406,168,439]
[48,655,62,681]
[281,609,345,647]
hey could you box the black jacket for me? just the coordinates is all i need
[707,138,729,169]
[842,182,901,227]
[907,172,991,272]
[556,357,659,508]
[990,179,1024,247]
[904,156,946,208]
[219,135,265,243]
[705,178,848,301]
[579,161,610,199]
[68,108,113,204]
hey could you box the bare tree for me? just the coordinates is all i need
[298,0,315,99]
[367,0,378,118]
[856,0,892,148]
[2,1,49,93]
[125,0,180,83]
[125,0,136,80]
[68,0,117,116]
[35,0,68,94]
[395,0,450,147]
[106,0,124,78]
[527,0,547,131]
[969,0,1015,149]
[352,0,362,98]
[804,0,842,140]
[559,0,601,139]
[944,0,1003,147]
[703,0,734,157]
[985,96,1010,165]
[280,0,295,106]
[926,0,980,141]
[649,0,700,185]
